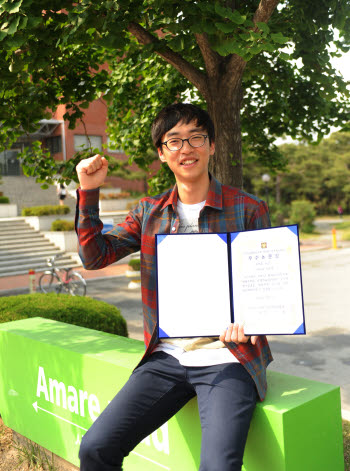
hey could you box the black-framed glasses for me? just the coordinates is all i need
[161,134,208,151]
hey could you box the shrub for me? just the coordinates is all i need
[289,200,316,233]
[21,205,70,216]
[0,293,128,337]
[128,258,141,271]
[0,196,10,204]
[267,200,290,227]
[51,219,75,231]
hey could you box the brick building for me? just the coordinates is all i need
[0,97,159,195]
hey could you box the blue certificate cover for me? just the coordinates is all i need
[155,225,305,339]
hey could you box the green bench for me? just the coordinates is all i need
[0,317,344,470]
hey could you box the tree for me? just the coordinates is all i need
[0,0,350,190]
[243,131,350,215]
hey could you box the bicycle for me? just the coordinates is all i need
[39,255,87,296]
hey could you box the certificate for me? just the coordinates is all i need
[155,225,305,339]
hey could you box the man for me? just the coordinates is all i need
[76,103,273,471]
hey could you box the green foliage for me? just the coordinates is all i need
[0,196,9,204]
[51,219,75,231]
[267,200,291,227]
[128,258,141,271]
[244,131,350,216]
[0,1,350,190]
[0,293,128,337]
[289,200,316,233]
[21,205,70,216]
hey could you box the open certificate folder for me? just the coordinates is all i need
[155,225,305,338]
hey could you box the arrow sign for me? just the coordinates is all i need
[32,401,88,432]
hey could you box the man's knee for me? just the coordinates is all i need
[79,431,123,471]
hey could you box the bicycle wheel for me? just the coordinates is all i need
[39,273,62,294]
[67,272,87,296]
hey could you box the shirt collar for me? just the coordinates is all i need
[161,173,223,211]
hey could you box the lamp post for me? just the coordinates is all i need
[262,173,271,206]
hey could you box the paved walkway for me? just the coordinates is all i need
[0,263,129,294]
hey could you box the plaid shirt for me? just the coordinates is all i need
[76,175,273,400]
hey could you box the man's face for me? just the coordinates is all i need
[158,120,215,184]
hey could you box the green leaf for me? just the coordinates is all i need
[7,16,21,35]
[3,0,22,14]
[279,51,291,61]
[215,22,235,34]
[263,42,278,53]
[5,34,26,48]
[202,21,217,34]
[271,32,289,44]
[228,10,246,25]
[256,22,270,34]
[26,16,42,28]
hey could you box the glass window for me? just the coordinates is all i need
[46,136,62,154]
[74,135,102,152]
[0,149,21,176]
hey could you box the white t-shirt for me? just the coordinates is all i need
[154,199,238,366]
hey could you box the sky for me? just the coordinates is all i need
[331,50,350,81]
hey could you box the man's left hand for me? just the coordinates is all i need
[220,323,258,345]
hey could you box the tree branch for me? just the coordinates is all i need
[194,33,220,78]
[253,0,280,26]
[127,22,208,98]
[225,0,280,86]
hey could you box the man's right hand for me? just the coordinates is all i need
[76,155,109,190]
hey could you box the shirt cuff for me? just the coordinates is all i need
[77,188,100,208]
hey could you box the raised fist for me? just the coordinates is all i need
[76,155,109,190]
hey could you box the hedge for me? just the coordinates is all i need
[0,293,128,337]
[128,258,141,271]
[51,219,75,231]
[21,205,70,216]
[0,196,10,204]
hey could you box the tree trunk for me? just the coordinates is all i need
[206,83,244,189]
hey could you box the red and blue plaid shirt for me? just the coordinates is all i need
[76,175,273,400]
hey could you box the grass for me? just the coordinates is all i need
[334,221,350,230]
[13,438,58,470]
[344,420,350,470]
[299,231,321,240]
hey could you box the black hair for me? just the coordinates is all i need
[151,103,215,149]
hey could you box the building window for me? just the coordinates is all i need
[74,135,102,152]
[0,149,21,176]
[46,136,62,154]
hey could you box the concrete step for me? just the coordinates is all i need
[0,239,56,250]
[0,249,63,262]
[0,258,81,277]
[0,253,66,267]
[0,246,61,257]
[0,216,80,277]
[0,223,31,231]
[0,227,40,235]
[0,232,44,241]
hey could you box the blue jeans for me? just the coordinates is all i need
[79,352,257,471]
